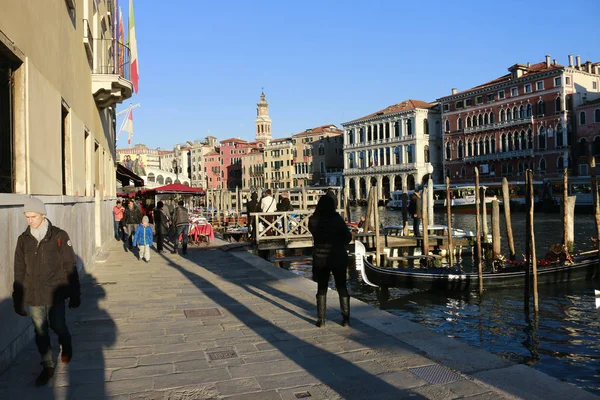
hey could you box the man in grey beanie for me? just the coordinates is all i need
[12,196,81,386]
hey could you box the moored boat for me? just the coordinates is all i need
[355,241,600,291]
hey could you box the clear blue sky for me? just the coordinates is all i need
[117,0,599,149]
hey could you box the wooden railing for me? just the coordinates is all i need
[251,211,314,243]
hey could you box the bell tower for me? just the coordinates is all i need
[255,90,272,143]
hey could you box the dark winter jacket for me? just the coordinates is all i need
[123,206,143,225]
[154,207,170,235]
[276,198,293,212]
[172,206,190,227]
[408,193,422,218]
[13,220,80,307]
[308,211,352,272]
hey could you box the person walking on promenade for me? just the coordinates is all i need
[123,200,142,252]
[12,196,81,386]
[113,200,124,241]
[408,188,422,237]
[133,216,153,262]
[308,195,352,327]
[154,201,170,253]
[172,200,190,255]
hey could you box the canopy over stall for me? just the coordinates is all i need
[116,164,144,187]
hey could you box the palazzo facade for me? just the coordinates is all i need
[342,100,442,202]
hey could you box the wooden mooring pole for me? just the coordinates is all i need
[445,176,454,266]
[422,185,429,257]
[475,167,483,293]
[364,187,375,233]
[481,187,489,243]
[591,158,600,255]
[527,169,539,313]
[375,190,381,266]
[492,200,501,259]
[501,178,516,260]
[561,168,576,253]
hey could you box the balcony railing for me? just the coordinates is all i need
[343,136,414,150]
[91,38,133,108]
[464,116,533,134]
[462,148,534,162]
[345,163,416,175]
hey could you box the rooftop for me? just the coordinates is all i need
[346,100,435,124]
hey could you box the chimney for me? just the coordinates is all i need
[553,59,557,65]
[568,54,574,67]
[451,88,457,95]
[576,56,581,69]
[586,61,592,73]
[527,62,530,68]
[545,55,551,68]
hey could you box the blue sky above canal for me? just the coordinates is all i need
[117,0,599,149]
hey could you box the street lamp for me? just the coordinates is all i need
[172,158,180,183]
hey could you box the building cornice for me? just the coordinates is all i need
[342,108,438,128]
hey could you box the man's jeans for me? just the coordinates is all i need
[30,302,71,368]
[174,225,189,250]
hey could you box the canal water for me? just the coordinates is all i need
[283,206,600,395]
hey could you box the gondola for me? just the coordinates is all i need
[354,241,600,292]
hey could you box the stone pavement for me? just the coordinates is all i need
[0,239,597,400]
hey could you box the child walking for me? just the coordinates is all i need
[133,216,153,262]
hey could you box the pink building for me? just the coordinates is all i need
[219,138,250,189]
[575,98,600,175]
[204,150,222,189]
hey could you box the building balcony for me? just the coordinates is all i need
[462,148,534,163]
[343,136,415,150]
[293,173,311,179]
[344,163,417,175]
[91,39,133,109]
[463,116,533,134]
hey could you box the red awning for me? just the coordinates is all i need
[149,183,205,194]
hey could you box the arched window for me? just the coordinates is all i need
[508,133,514,151]
[501,133,507,152]
[520,130,527,150]
[595,109,600,123]
[424,145,430,163]
[538,127,546,149]
[506,108,512,121]
[579,138,588,157]
[478,114,483,126]
[445,119,450,132]
[407,119,413,135]
[467,140,473,157]
[500,109,506,122]
[147,173,155,182]
[157,175,164,184]
[479,139,485,155]
[556,124,564,147]
[484,113,489,125]
[423,119,429,134]
[519,105,525,119]
[513,107,519,120]
[526,104,532,117]
[580,111,587,125]
[445,142,452,160]
[537,100,545,116]
[540,158,546,174]
[458,140,464,159]
[594,137,600,156]
[491,137,496,153]
[466,116,472,128]
[528,129,533,149]
[406,145,413,163]
[165,177,173,184]
[557,156,564,170]
[489,112,495,124]
[555,97,562,113]
[485,137,490,154]
[458,118,463,130]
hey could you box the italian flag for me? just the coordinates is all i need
[128,0,139,93]
[124,107,134,145]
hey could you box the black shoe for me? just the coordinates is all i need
[340,296,350,327]
[171,250,177,254]
[35,367,54,386]
[316,294,327,328]
[124,247,128,253]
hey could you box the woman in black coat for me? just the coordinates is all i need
[308,195,352,327]
[153,201,170,253]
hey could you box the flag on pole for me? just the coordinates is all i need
[123,107,134,145]
[128,0,139,93]
[118,7,125,76]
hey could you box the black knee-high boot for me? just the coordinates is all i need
[316,294,327,327]
[340,296,350,327]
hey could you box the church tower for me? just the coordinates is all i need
[255,90,272,143]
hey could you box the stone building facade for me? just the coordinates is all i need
[575,97,600,174]
[342,100,442,201]
[440,55,600,183]
[292,125,343,188]
[312,133,344,186]
[241,148,265,191]
[0,0,133,371]
[264,138,294,189]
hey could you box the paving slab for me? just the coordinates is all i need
[0,239,596,400]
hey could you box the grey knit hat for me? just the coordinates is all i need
[23,196,47,215]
